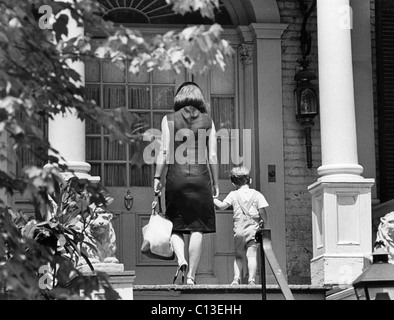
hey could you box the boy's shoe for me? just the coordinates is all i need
[231,278,241,285]
[248,280,256,285]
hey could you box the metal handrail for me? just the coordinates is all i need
[255,223,295,300]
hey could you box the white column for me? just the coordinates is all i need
[316,0,362,181]
[46,4,96,181]
[309,0,374,286]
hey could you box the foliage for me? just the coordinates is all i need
[0,177,120,300]
[0,0,234,217]
[0,0,234,299]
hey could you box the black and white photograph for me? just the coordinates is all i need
[0,0,393,308]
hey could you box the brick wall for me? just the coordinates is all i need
[278,0,319,285]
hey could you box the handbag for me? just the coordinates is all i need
[141,194,175,260]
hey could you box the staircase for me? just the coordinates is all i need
[133,228,330,300]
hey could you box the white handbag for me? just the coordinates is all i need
[141,195,175,260]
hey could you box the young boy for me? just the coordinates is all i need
[213,166,269,285]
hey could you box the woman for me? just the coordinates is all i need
[153,82,219,285]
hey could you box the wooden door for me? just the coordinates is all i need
[85,41,242,285]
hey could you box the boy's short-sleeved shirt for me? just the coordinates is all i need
[223,187,269,219]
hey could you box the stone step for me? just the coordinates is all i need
[133,284,329,300]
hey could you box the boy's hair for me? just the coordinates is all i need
[230,166,251,186]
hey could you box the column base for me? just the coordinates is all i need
[309,178,374,286]
[317,163,364,182]
[80,269,136,300]
[311,254,370,287]
[44,161,100,182]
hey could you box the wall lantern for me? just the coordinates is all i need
[352,242,394,300]
[294,57,319,169]
[295,0,318,169]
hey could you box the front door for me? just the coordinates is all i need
[85,37,241,285]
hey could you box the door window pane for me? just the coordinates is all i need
[86,137,101,161]
[104,164,126,187]
[211,55,235,95]
[104,138,127,160]
[211,97,235,179]
[85,59,100,82]
[153,112,170,130]
[211,97,235,130]
[103,85,126,109]
[130,164,152,187]
[90,163,101,177]
[128,86,150,110]
[103,60,126,83]
[128,67,149,83]
[153,86,174,109]
[85,85,101,134]
[153,69,176,84]
[132,112,151,133]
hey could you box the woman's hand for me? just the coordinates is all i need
[154,179,163,196]
[212,184,219,198]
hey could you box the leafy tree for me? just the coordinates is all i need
[0,0,233,299]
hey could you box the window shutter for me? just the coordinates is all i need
[376,0,394,201]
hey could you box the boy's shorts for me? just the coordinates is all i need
[233,217,260,252]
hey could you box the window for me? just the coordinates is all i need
[97,0,232,25]
[85,56,182,187]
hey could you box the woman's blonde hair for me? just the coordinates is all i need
[174,82,209,113]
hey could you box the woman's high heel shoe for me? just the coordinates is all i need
[173,263,187,285]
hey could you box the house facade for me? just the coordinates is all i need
[7,0,388,289]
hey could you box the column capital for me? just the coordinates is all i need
[236,25,253,43]
[239,43,254,66]
[248,23,288,40]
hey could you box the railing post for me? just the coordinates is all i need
[256,221,267,300]
[255,222,295,300]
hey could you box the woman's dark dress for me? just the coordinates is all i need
[165,106,216,234]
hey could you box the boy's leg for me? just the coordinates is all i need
[246,242,258,284]
[233,250,244,283]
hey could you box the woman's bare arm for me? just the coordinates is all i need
[208,121,219,198]
[154,116,170,194]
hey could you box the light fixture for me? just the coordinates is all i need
[352,242,394,300]
[294,57,319,169]
[295,0,319,169]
